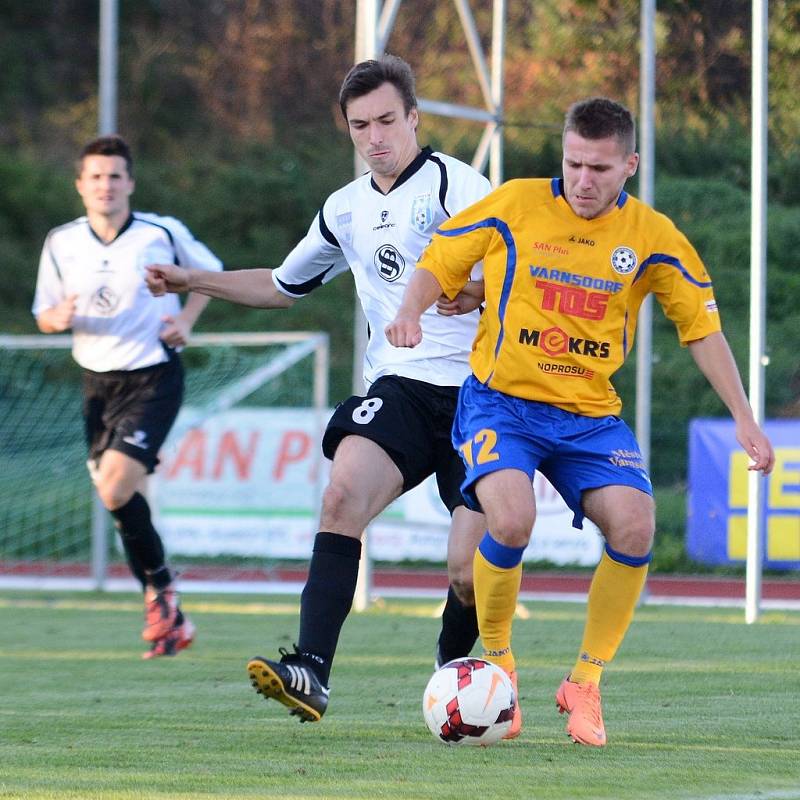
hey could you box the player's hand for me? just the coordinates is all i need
[436,291,482,316]
[48,294,78,331]
[736,418,775,475]
[436,279,484,316]
[159,314,191,348]
[145,264,190,296]
[385,314,423,348]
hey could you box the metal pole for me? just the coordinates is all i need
[745,0,768,624]
[91,491,108,590]
[636,0,656,472]
[352,0,380,612]
[98,0,118,135]
[489,0,506,188]
[94,0,118,585]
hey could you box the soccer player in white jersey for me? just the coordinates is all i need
[146,55,522,734]
[33,135,222,658]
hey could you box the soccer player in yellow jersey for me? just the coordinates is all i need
[386,97,774,747]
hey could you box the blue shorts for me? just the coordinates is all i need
[452,375,653,529]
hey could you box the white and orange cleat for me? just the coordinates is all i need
[142,585,180,642]
[142,617,196,659]
[555,676,606,747]
[502,669,523,739]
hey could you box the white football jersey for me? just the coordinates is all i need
[33,212,222,372]
[272,147,491,387]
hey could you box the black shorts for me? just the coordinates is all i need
[82,352,184,473]
[321,375,467,514]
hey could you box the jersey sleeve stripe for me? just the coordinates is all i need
[428,154,450,217]
[317,208,341,249]
[133,215,179,264]
[437,217,518,377]
[274,264,338,297]
[633,253,713,287]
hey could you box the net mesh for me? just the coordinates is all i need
[0,333,327,588]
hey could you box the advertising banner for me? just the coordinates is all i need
[151,407,603,566]
[687,419,800,569]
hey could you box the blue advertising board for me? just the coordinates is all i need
[687,419,800,569]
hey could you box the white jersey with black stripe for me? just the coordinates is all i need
[33,212,222,372]
[271,147,491,388]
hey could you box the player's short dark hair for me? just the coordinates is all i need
[563,98,636,154]
[76,135,134,177]
[339,54,417,119]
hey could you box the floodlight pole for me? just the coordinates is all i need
[91,0,120,590]
[745,0,768,624]
[351,0,506,612]
[98,0,118,135]
[351,0,380,613]
[636,0,656,473]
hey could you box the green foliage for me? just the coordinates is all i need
[1,593,798,799]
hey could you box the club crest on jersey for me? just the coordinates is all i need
[411,193,432,233]
[92,286,120,315]
[610,246,638,275]
[374,244,405,282]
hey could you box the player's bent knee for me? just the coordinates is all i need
[320,481,371,532]
[96,483,136,512]
[485,508,535,547]
[448,573,475,606]
[605,518,655,558]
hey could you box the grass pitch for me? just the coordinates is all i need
[0,591,798,800]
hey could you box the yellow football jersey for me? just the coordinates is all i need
[418,178,721,416]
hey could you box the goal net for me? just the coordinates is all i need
[0,332,329,593]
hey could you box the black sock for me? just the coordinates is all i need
[297,532,362,686]
[437,585,479,664]
[110,492,171,589]
[114,520,148,591]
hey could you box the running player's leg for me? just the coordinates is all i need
[545,416,653,746]
[435,506,483,667]
[94,450,181,642]
[471,469,535,675]
[298,434,403,686]
[85,356,188,650]
[573,485,654,687]
[248,435,403,720]
[555,485,653,746]
[429,382,485,669]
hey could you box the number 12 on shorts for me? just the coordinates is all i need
[459,428,500,467]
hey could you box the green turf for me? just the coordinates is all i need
[0,592,798,800]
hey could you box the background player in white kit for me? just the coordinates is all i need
[146,55,521,735]
[33,135,222,658]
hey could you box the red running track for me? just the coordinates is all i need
[2,562,799,603]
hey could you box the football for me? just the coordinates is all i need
[422,657,516,746]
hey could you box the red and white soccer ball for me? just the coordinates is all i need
[422,657,516,746]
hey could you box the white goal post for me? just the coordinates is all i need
[0,332,329,592]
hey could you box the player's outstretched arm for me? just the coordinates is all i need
[145,264,294,309]
[386,268,446,348]
[688,331,775,474]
